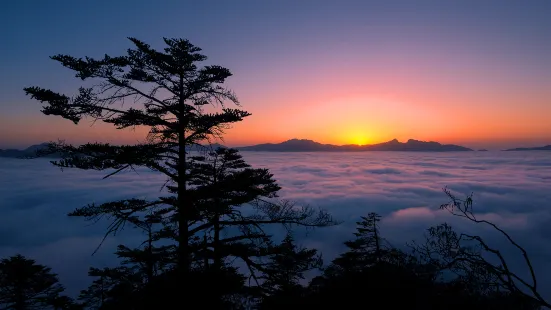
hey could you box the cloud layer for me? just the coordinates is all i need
[1,151,550,297]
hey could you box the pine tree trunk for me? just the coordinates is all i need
[374,224,381,262]
[14,282,25,310]
[146,228,154,282]
[213,218,221,270]
[177,76,190,274]
[213,215,223,307]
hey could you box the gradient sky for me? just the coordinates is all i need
[1,0,550,150]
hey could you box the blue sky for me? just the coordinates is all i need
[1,0,550,149]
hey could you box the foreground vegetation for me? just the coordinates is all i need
[0,201,547,309]
[3,36,546,309]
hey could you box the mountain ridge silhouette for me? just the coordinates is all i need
[234,138,473,152]
[8,139,551,157]
[503,145,551,151]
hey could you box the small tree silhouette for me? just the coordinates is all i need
[328,212,409,274]
[0,254,71,309]
[258,234,322,308]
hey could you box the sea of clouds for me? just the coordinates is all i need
[1,151,550,298]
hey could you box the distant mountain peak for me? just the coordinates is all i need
[281,139,319,145]
[504,145,551,151]
[0,143,56,159]
[406,138,437,144]
[285,138,315,142]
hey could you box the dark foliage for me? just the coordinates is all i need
[1,206,548,309]
[0,255,77,310]
[260,210,545,309]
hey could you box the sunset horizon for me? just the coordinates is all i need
[2,132,551,151]
[2,1,550,151]
[2,1,551,307]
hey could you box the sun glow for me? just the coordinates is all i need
[349,133,371,146]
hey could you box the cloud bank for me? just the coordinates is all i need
[1,151,550,297]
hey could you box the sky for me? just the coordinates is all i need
[1,0,550,149]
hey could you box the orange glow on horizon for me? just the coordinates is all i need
[2,12,551,151]
[3,90,551,151]
[3,62,551,150]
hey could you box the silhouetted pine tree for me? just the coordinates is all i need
[328,212,407,274]
[24,37,248,277]
[24,37,334,307]
[0,254,72,310]
[186,148,280,269]
[177,147,332,307]
[257,234,322,308]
